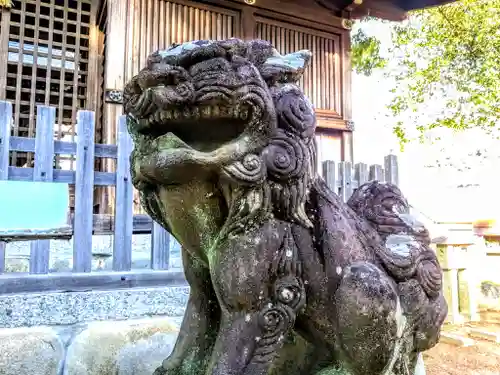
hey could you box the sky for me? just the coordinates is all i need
[351,19,500,222]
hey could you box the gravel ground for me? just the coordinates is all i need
[4,234,183,273]
[424,340,500,375]
[425,320,500,375]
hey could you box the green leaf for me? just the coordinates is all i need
[353,0,500,147]
[351,28,388,76]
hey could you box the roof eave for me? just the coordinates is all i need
[315,0,458,21]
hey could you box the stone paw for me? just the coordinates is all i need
[153,365,180,375]
[153,358,183,375]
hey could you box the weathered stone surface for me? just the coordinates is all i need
[0,287,189,328]
[124,38,448,375]
[117,332,177,375]
[0,327,64,375]
[64,317,180,375]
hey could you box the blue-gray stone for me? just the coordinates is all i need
[158,40,215,57]
[264,50,311,70]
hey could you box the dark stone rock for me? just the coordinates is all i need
[123,38,447,375]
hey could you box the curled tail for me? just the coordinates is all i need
[347,180,442,299]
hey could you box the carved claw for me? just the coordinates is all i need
[152,365,171,375]
[130,148,157,190]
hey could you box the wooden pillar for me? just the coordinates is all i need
[241,6,256,40]
[86,0,102,113]
[100,0,129,214]
[88,0,105,211]
[446,267,462,324]
[460,236,485,322]
[341,26,353,162]
[341,130,353,162]
[0,8,11,100]
[436,236,479,324]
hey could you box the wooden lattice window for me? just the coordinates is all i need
[1,0,93,167]
[255,16,342,116]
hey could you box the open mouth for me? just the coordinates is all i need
[124,40,273,153]
[134,103,255,152]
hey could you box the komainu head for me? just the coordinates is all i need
[124,38,314,154]
[124,39,319,230]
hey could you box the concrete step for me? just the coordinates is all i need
[468,328,500,343]
[440,332,475,347]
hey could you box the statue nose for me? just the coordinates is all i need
[188,56,232,77]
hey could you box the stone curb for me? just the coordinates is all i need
[0,286,189,328]
[0,316,183,375]
[440,332,475,347]
[468,328,500,343]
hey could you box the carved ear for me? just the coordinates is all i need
[260,50,312,84]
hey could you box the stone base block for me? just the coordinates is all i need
[0,327,65,375]
[64,317,179,375]
[0,316,182,375]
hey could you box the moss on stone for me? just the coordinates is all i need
[65,318,179,375]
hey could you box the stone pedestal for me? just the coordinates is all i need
[436,234,484,323]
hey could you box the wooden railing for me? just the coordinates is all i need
[0,100,399,295]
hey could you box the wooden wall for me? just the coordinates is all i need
[116,0,351,121]
[103,0,354,212]
[0,0,353,214]
[126,1,239,79]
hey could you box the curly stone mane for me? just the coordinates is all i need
[221,83,318,235]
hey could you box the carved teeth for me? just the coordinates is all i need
[201,106,211,118]
[151,105,249,124]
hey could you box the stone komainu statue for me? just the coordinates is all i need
[123,39,447,375]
